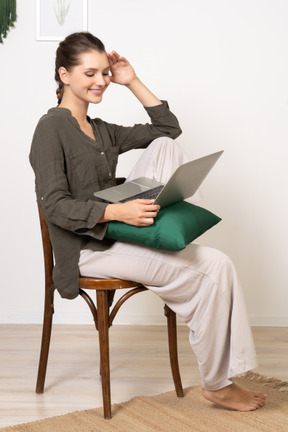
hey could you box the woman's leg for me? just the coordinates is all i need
[79,242,257,388]
[79,242,266,410]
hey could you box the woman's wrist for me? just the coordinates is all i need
[126,77,162,107]
[125,76,141,90]
[98,204,119,223]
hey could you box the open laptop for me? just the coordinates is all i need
[94,150,223,208]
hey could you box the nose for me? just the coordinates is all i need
[95,72,107,86]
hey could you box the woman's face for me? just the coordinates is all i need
[61,49,111,105]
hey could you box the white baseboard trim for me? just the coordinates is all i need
[249,315,288,327]
[0,312,169,325]
[1,313,288,326]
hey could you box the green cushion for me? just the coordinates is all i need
[105,201,221,251]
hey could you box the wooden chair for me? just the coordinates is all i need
[36,199,184,419]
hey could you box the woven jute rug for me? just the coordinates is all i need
[2,373,288,432]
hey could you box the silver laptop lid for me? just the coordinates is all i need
[155,150,223,207]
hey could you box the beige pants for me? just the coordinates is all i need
[79,138,258,390]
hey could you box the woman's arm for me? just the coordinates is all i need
[107,51,162,107]
[100,52,182,153]
[101,51,176,226]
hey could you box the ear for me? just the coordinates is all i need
[58,67,70,85]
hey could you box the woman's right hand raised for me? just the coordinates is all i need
[99,199,160,226]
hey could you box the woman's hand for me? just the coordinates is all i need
[100,199,160,226]
[107,51,137,86]
[107,50,162,107]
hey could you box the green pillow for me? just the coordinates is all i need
[105,201,221,251]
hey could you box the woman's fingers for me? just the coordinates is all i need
[107,50,121,64]
[120,199,160,226]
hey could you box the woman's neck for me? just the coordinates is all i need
[58,97,96,140]
[59,97,89,126]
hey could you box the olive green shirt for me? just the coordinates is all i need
[30,101,182,299]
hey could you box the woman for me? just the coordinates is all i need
[30,32,266,411]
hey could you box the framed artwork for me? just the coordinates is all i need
[36,0,88,41]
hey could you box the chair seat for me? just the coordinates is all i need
[80,277,143,290]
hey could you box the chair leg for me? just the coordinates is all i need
[36,285,55,394]
[164,305,184,397]
[96,290,112,419]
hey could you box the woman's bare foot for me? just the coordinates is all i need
[202,383,267,411]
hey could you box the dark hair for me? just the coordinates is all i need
[55,32,106,104]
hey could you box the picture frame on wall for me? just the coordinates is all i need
[36,0,88,41]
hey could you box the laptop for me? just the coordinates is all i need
[94,150,223,208]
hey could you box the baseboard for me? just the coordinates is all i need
[0,312,170,325]
[249,315,288,327]
[1,312,288,326]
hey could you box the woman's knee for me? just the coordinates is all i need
[150,136,184,154]
[150,136,174,146]
[193,245,237,293]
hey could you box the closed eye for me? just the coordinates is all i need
[84,67,111,78]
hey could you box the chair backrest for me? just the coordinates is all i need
[37,204,54,291]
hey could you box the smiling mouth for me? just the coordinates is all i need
[89,89,103,95]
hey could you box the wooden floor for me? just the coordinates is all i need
[1,325,288,428]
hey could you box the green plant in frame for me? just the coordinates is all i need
[0,0,17,43]
[54,0,71,26]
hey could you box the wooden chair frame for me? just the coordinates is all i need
[36,203,184,419]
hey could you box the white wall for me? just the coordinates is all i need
[1,0,287,325]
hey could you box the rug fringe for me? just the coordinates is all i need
[240,371,288,392]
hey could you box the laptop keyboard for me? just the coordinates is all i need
[120,185,164,203]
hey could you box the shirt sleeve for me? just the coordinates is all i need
[29,116,108,239]
[98,100,182,154]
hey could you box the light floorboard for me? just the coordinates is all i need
[0,325,288,427]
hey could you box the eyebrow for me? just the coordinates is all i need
[83,66,110,72]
